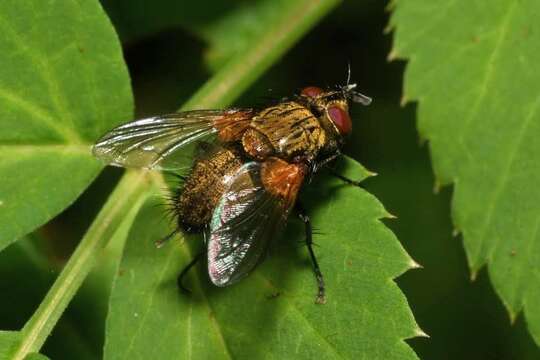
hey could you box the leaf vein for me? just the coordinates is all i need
[456,1,518,163]
[0,86,81,142]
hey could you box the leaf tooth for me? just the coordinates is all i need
[508,309,518,325]
[470,268,479,282]
[400,93,409,107]
[367,170,378,178]
[387,49,400,62]
[414,130,427,146]
[409,259,423,269]
[383,19,394,34]
[414,327,430,338]
[432,179,441,194]
[467,254,486,282]
[385,0,397,12]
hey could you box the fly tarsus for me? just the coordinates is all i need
[296,203,326,304]
[155,228,179,248]
[178,251,204,294]
[330,170,365,189]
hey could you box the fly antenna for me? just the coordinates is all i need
[340,63,372,106]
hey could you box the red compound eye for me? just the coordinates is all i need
[328,105,352,135]
[301,86,323,98]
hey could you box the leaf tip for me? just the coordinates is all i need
[367,170,379,178]
[384,212,398,219]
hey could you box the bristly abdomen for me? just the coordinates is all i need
[175,144,244,231]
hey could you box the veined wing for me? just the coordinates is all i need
[92,109,252,171]
[207,158,306,286]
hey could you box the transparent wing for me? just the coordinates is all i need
[207,160,304,286]
[92,110,250,171]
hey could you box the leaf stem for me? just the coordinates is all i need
[12,170,149,359]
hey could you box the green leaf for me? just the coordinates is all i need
[105,157,421,359]
[390,0,540,344]
[0,0,133,251]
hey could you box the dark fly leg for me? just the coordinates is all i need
[312,151,365,189]
[312,152,340,173]
[329,170,365,189]
[155,228,179,248]
[178,251,204,293]
[296,202,326,304]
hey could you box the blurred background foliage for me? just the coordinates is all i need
[1,0,538,358]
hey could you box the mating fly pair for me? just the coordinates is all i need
[93,83,371,304]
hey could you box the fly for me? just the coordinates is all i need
[93,82,371,304]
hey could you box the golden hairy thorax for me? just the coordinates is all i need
[177,145,243,229]
[242,101,326,161]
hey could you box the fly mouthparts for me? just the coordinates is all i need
[351,92,372,106]
[342,83,372,106]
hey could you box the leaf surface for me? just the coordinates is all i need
[0,0,133,250]
[105,157,421,359]
[391,0,540,344]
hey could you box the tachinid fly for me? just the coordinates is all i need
[93,83,371,304]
